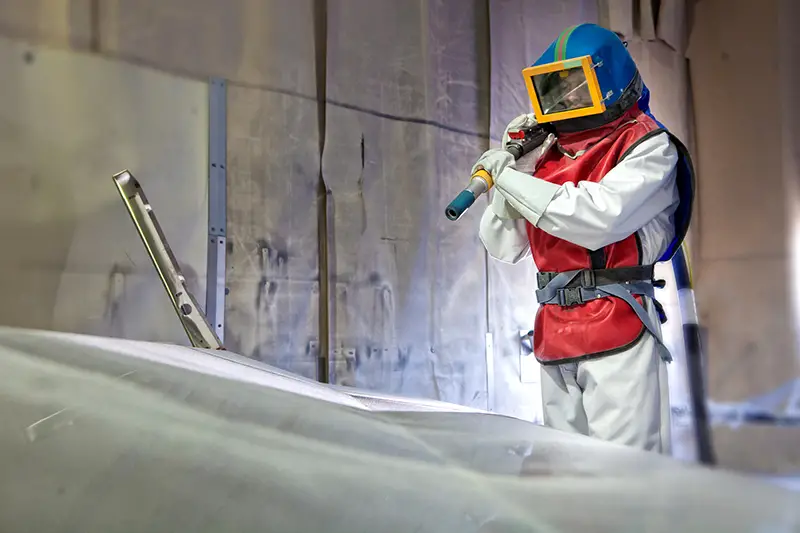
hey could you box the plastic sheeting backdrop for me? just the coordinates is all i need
[223,0,701,452]
[0,35,209,345]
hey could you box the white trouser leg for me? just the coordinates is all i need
[577,304,672,454]
[538,301,672,454]
[540,363,589,435]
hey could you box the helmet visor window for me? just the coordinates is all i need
[531,67,594,115]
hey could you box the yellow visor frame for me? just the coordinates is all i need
[522,55,606,124]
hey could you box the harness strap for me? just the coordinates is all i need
[536,265,654,290]
[535,268,672,362]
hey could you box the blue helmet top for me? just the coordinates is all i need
[532,25,694,264]
[533,23,639,110]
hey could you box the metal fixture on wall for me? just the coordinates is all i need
[207,77,228,343]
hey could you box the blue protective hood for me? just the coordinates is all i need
[533,23,638,110]
[533,24,695,263]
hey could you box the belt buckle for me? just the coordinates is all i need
[557,287,584,307]
[536,272,555,290]
[580,269,595,288]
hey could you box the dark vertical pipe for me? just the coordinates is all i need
[314,0,331,384]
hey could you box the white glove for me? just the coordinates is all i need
[501,113,538,146]
[502,112,557,175]
[470,148,515,183]
[476,113,555,220]
[488,187,522,220]
[474,112,549,180]
[470,149,523,220]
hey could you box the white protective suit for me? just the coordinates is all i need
[478,115,680,453]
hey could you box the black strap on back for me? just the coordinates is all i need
[588,248,606,270]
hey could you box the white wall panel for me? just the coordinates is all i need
[0,36,208,344]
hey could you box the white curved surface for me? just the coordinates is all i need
[0,326,797,533]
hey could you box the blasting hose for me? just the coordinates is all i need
[445,126,551,221]
[673,244,716,465]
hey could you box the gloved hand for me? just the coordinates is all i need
[501,112,556,175]
[477,112,555,220]
[501,112,538,146]
[473,112,547,181]
[470,148,516,184]
[468,150,519,220]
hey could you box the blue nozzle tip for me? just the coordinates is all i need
[445,190,477,221]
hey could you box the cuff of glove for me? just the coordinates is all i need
[494,167,561,226]
[490,189,523,220]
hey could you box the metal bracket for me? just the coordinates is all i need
[112,170,223,350]
[206,77,227,341]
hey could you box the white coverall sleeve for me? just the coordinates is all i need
[492,132,680,251]
[478,195,531,264]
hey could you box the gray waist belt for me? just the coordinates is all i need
[535,266,671,362]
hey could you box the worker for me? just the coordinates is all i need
[474,23,694,453]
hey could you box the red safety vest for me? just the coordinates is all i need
[528,107,661,364]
